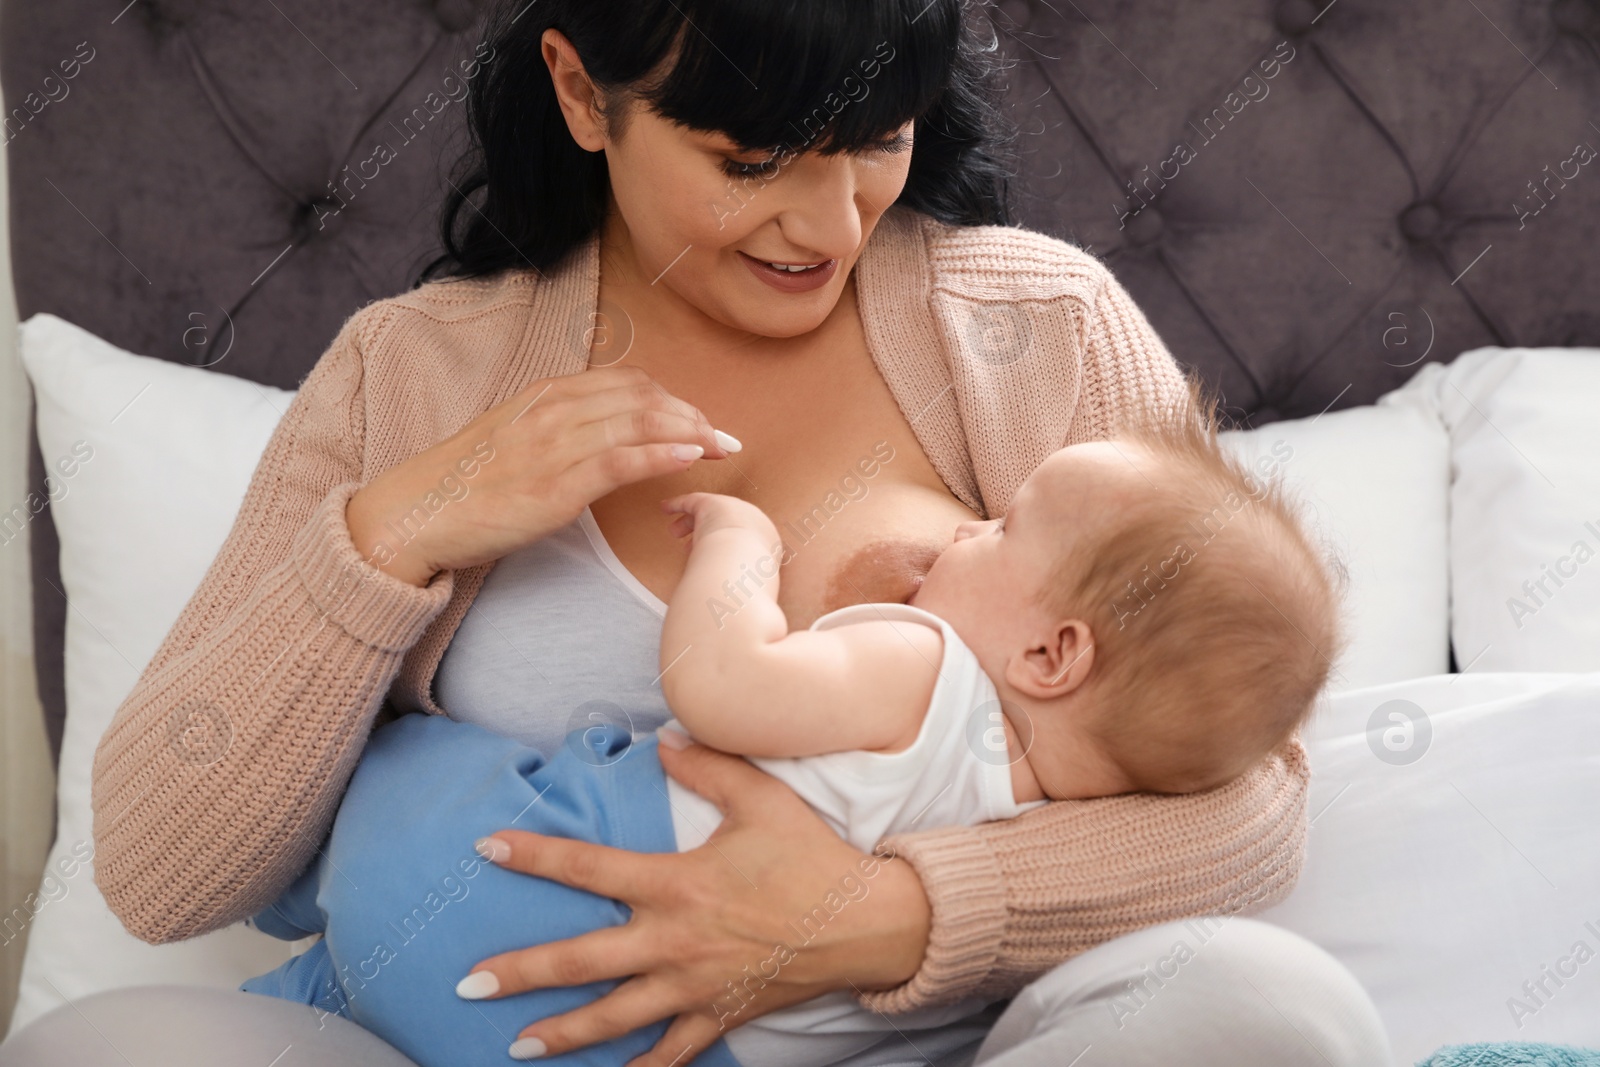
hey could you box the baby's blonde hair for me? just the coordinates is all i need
[1039,375,1346,794]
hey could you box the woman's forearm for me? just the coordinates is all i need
[791,839,933,994]
[855,736,1311,1014]
[93,480,452,943]
[90,309,454,943]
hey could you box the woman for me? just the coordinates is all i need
[67,1,1390,1064]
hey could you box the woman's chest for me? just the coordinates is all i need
[588,323,982,629]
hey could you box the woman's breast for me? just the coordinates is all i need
[766,477,980,628]
[593,441,984,632]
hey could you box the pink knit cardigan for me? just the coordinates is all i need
[90,206,1308,1014]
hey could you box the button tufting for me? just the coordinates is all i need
[1123,207,1165,246]
[1274,0,1324,36]
[1552,0,1600,34]
[1399,201,1443,242]
[131,0,189,33]
[299,195,346,236]
[434,0,479,33]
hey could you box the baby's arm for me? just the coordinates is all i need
[658,492,941,759]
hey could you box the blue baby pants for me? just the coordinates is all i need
[241,713,739,1067]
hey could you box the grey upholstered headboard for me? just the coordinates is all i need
[7,0,1600,769]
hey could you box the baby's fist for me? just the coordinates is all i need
[661,492,777,547]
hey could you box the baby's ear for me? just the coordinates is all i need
[1007,618,1095,699]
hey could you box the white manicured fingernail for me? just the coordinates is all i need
[474,836,510,863]
[713,429,743,453]
[658,725,691,750]
[508,1036,548,1060]
[671,444,705,461]
[456,971,499,999]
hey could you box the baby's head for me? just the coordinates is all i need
[912,376,1344,797]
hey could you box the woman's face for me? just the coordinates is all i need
[543,29,916,339]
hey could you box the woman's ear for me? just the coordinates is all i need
[540,28,607,153]
[1006,619,1095,699]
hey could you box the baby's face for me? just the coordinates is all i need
[909,439,1159,641]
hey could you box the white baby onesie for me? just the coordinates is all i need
[656,601,1047,1067]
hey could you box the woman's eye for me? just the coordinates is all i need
[720,131,909,179]
[721,154,778,179]
[872,131,912,156]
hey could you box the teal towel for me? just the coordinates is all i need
[1418,1045,1600,1067]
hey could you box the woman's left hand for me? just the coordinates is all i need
[458,734,934,1066]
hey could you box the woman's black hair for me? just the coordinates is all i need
[417,0,1017,284]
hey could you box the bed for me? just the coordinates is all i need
[5,0,1599,1060]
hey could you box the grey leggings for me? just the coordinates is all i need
[0,917,1392,1067]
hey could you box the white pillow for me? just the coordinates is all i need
[1259,671,1600,1061]
[1219,392,1451,691]
[9,314,299,1035]
[1390,348,1600,673]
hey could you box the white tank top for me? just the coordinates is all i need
[434,507,672,756]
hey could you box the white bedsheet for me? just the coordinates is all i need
[1259,672,1600,1062]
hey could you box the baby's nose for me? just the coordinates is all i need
[953,519,993,540]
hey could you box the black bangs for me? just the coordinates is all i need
[420,0,1014,281]
[639,0,962,156]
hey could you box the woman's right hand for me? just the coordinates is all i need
[346,365,734,586]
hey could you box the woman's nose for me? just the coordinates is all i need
[770,154,864,261]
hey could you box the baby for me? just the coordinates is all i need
[240,381,1341,1067]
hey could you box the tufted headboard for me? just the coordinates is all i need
[7,0,1600,769]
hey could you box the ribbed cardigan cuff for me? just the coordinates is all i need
[290,481,454,654]
[855,827,1009,1015]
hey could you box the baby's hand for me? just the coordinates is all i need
[661,492,779,549]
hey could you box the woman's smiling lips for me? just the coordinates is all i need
[738,250,838,293]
